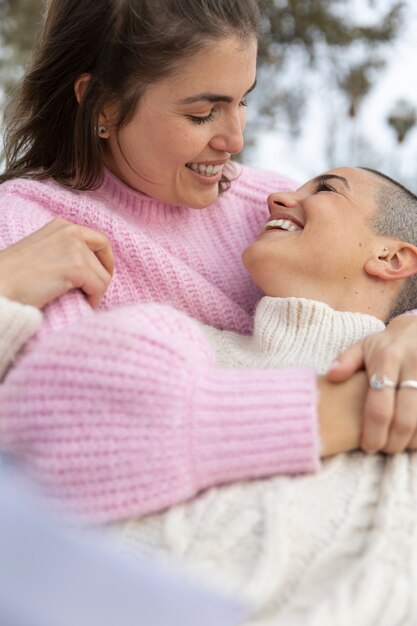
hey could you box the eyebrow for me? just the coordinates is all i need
[176,79,257,105]
[311,174,350,189]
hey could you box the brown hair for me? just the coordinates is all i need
[1,0,260,190]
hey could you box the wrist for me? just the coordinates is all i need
[318,373,365,457]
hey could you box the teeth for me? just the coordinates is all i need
[187,163,223,176]
[264,219,301,232]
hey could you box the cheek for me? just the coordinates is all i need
[179,123,214,154]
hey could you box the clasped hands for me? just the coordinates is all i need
[323,314,417,456]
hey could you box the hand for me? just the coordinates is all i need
[318,372,367,457]
[0,218,114,309]
[327,315,417,454]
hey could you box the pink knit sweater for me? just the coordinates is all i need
[0,165,319,522]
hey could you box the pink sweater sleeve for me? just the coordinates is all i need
[0,302,319,523]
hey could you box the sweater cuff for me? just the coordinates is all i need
[190,366,320,491]
[0,297,43,379]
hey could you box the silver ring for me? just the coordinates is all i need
[399,379,417,390]
[369,373,397,390]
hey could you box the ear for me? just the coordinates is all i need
[74,73,91,104]
[74,73,113,138]
[365,242,417,282]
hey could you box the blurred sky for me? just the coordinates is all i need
[246,0,417,190]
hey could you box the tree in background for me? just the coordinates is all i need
[0,0,43,89]
[254,0,415,137]
[387,99,417,144]
[257,0,404,119]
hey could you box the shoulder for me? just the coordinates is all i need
[0,177,83,212]
[0,177,85,247]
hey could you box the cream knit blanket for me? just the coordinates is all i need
[114,298,417,626]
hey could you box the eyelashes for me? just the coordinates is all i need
[188,112,215,125]
[187,100,248,125]
[315,181,336,193]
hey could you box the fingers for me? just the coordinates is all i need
[361,346,401,451]
[59,223,114,308]
[0,219,114,309]
[77,253,113,309]
[361,376,398,453]
[77,226,115,277]
[56,222,114,309]
[383,358,417,453]
[384,390,417,454]
[362,367,417,455]
[409,427,417,450]
[326,340,365,381]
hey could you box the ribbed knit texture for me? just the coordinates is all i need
[0,166,320,522]
[117,298,417,626]
[0,297,42,379]
[202,297,385,373]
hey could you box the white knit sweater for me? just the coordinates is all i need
[0,296,42,380]
[116,297,417,626]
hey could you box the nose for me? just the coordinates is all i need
[267,191,299,214]
[209,111,245,156]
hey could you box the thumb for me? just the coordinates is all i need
[326,340,365,381]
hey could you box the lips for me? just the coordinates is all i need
[186,160,229,178]
[264,212,304,232]
[186,163,223,177]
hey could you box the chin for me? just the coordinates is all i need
[242,242,262,271]
[183,190,220,209]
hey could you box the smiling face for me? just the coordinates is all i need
[102,35,257,208]
[243,167,399,313]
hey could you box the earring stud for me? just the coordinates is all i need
[98,125,108,137]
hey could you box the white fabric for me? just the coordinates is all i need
[115,297,417,626]
[0,296,42,380]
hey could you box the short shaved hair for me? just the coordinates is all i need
[361,167,417,320]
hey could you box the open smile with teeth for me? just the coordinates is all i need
[186,163,223,177]
[264,218,303,232]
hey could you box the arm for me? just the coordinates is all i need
[0,301,322,522]
[0,297,42,380]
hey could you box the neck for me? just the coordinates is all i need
[263,278,393,323]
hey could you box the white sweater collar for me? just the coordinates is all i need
[250,297,385,374]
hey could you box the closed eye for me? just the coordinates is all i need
[187,111,215,125]
[187,99,248,125]
[315,180,336,193]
